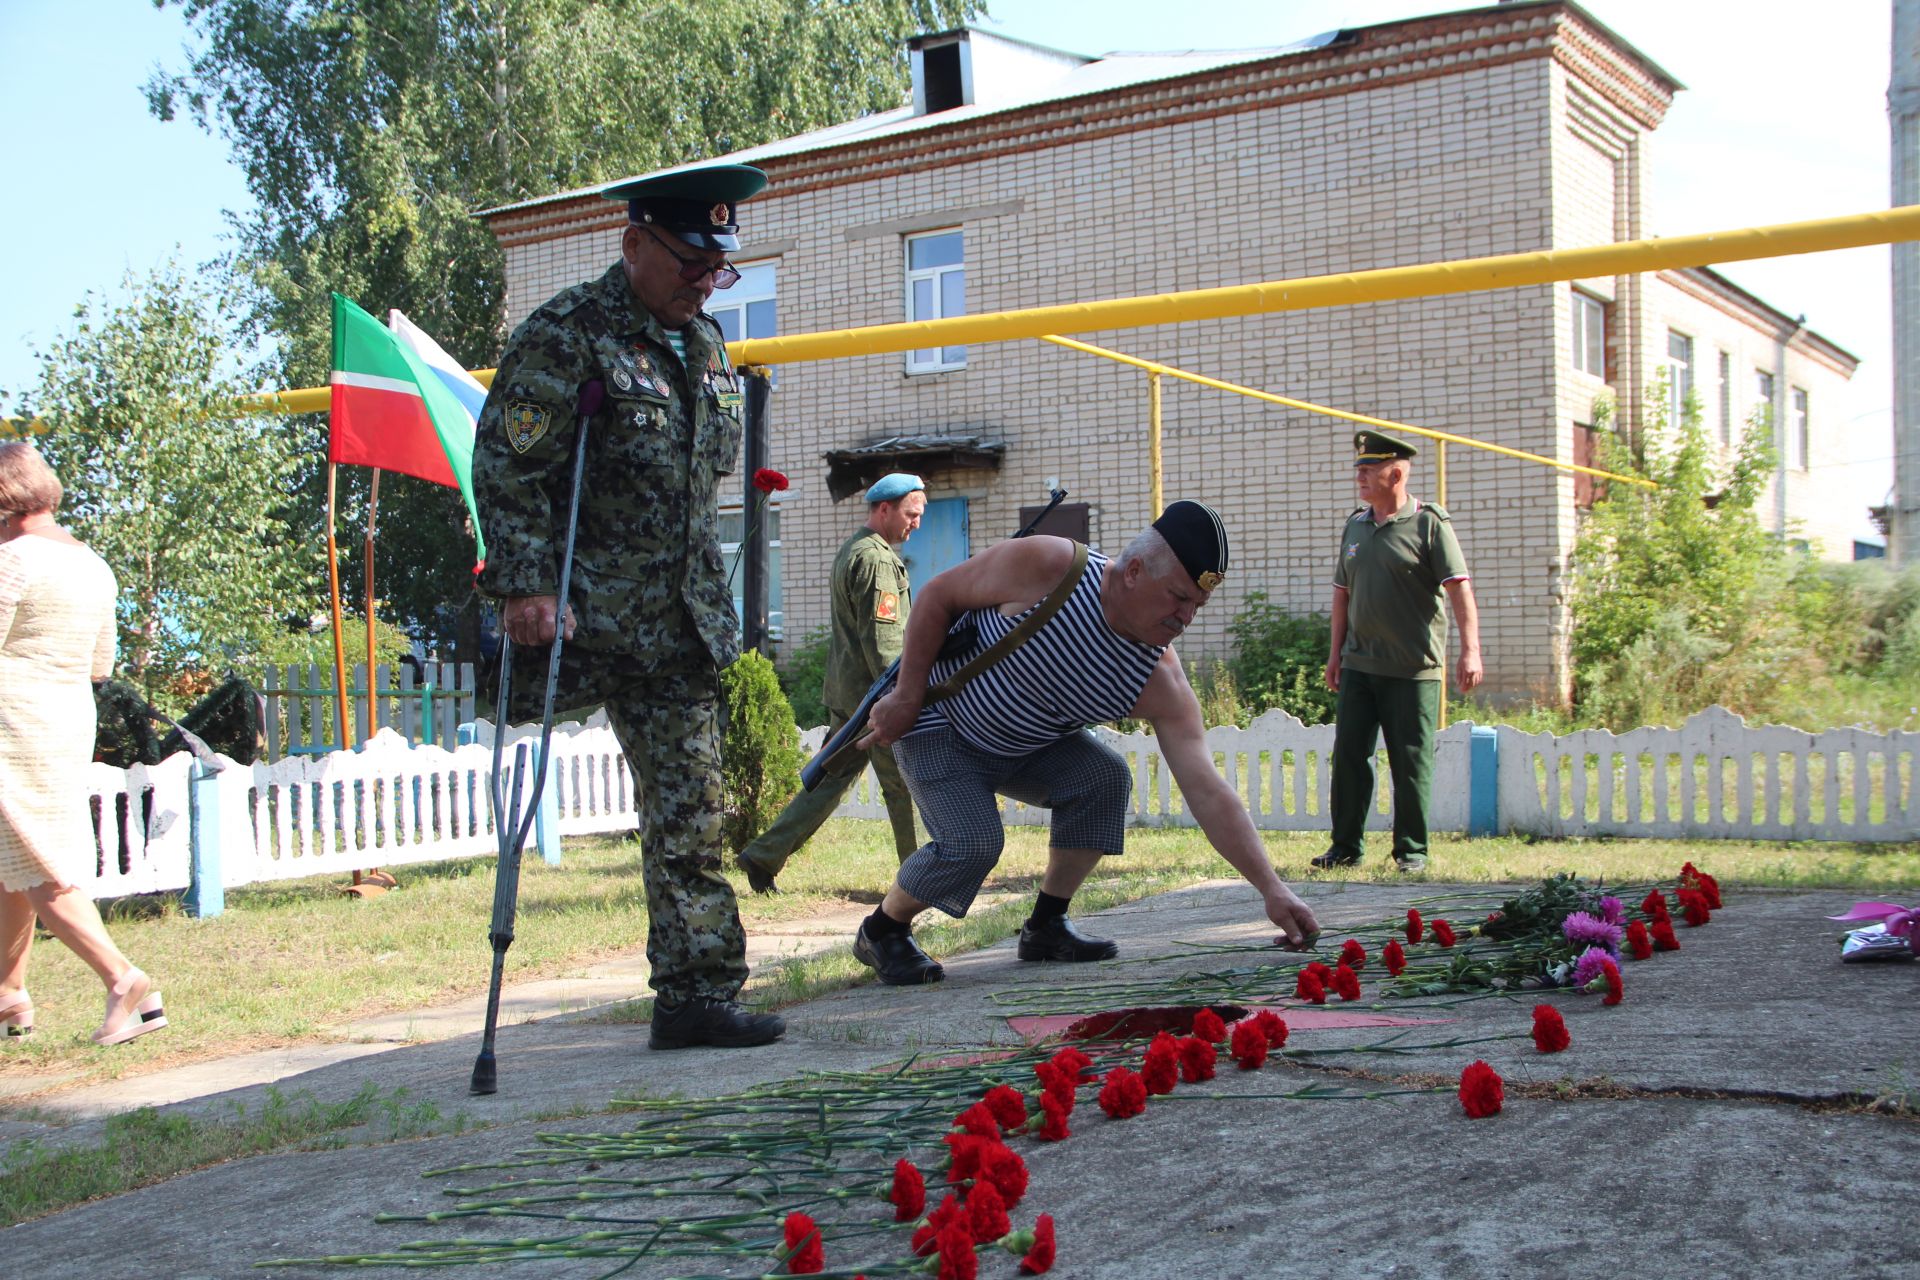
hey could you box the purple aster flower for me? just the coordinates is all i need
[1563,910,1624,958]
[1570,946,1612,992]
[1596,896,1625,926]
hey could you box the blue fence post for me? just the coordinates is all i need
[185,762,225,918]
[1468,725,1500,837]
[531,744,563,866]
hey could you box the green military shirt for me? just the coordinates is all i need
[1333,498,1470,681]
[821,529,910,717]
[472,262,746,673]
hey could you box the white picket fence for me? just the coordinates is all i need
[75,705,1920,905]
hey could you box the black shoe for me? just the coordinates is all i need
[648,996,786,1050]
[1309,850,1362,871]
[1393,854,1429,873]
[738,853,780,895]
[1017,915,1119,963]
[853,921,944,985]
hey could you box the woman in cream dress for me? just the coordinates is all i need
[0,443,166,1045]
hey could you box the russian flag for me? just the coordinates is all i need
[328,293,487,557]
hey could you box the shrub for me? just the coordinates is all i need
[719,650,805,855]
[776,626,833,731]
[1228,593,1337,725]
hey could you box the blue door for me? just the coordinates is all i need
[900,496,969,595]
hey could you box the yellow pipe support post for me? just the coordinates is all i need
[1037,333,1653,489]
[1147,369,1164,517]
[1437,440,1449,730]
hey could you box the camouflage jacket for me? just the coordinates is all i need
[472,263,745,670]
[822,528,911,716]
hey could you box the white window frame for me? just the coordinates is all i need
[904,228,966,374]
[1755,369,1777,435]
[1717,350,1733,445]
[707,259,777,347]
[1666,330,1694,426]
[1570,291,1605,378]
[1790,387,1810,470]
[719,501,784,640]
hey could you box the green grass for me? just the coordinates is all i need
[2,820,1914,1093]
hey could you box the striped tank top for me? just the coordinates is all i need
[912,549,1165,756]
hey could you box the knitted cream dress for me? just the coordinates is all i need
[0,535,117,892]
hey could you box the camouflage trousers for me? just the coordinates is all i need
[506,636,748,1006]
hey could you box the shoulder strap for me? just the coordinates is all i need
[925,541,1090,706]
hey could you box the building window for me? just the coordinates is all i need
[1571,291,1605,377]
[709,260,776,346]
[1717,350,1732,444]
[1666,330,1694,425]
[719,504,783,639]
[905,229,966,373]
[1754,369,1776,435]
[1791,387,1810,470]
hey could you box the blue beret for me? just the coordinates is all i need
[864,473,926,504]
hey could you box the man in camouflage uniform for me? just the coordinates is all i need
[471,162,784,1050]
[736,473,926,894]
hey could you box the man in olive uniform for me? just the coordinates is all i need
[737,473,926,894]
[470,162,783,1050]
[1313,430,1482,873]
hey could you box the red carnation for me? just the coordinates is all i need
[1097,1066,1148,1118]
[1050,1046,1096,1084]
[1405,908,1424,944]
[1017,1213,1056,1274]
[1033,1061,1074,1105]
[1333,962,1362,1002]
[1651,918,1681,951]
[1599,957,1624,1006]
[1625,919,1653,960]
[1192,1007,1228,1043]
[1036,1090,1071,1141]
[1432,919,1457,947]
[915,1194,963,1256]
[1141,1032,1181,1096]
[952,1100,1000,1138]
[1229,1019,1269,1070]
[1251,1008,1289,1049]
[781,1211,824,1274]
[1531,1004,1570,1053]
[936,1217,978,1280]
[1177,1035,1218,1082]
[1340,938,1368,969]
[1295,969,1327,1004]
[1459,1059,1504,1118]
[1679,889,1711,927]
[1305,960,1334,984]
[1641,889,1670,922]
[966,1179,1011,1242]
[752,467,789,494]
[944,1133,995,1185]
[1697,870,1723,909]
[983,1085,1029,1134]
[983,1144,1029,1206]
[891,1159,926,1222]
[1383,939,1407,976]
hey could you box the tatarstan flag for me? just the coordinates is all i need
[328,292,486,557]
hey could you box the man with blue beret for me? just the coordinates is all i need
[1314,429,1482,874]
[736,473,928,893]
[471,161,784,1050]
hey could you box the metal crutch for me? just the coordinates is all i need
[471,379,603,1096]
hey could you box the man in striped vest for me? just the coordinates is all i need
[852,501,1322,985]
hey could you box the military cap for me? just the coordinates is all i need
[602,162,768,252]
[1151,499,1230,592]
[864,473,926,504]
[1354,429,1420,464]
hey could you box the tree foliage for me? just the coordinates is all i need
[147,0,981,646]
[1227,592,1338,725]
[20,263,308,709]
[719,649,805,854]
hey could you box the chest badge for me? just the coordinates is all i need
[611,368,632,392]
[505,401,551,454]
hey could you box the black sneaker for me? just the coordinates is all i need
[1393,853,1429,873]
[648,996,786,1050]
[1309,849,1362,871]
[738,852,780,895]
[853,921,945,985]
[1017,915,1119,963]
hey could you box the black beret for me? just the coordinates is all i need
[1151,499,1230,591]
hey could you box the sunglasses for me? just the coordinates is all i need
[642,225,741,289]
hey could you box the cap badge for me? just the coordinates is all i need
[709,202,729,226]
[1196,570,1225,591]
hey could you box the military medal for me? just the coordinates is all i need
[612,368,632,391]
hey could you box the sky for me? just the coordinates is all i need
[0,0,1898,530]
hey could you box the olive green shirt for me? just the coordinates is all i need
[821,529,910,716]
[1333,498,1470,681]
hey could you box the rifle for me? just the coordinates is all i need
[799,487,1067,791]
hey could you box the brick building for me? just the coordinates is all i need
[480,0,1860,703]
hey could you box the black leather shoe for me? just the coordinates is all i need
[854,922,944,985]
[738,853,780,895]
[648,996,786,1050]
[1017,915,1119,963]
[1309,849,1362,870]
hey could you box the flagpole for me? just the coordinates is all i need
[364,468,380,739]
[325,462,352,752]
